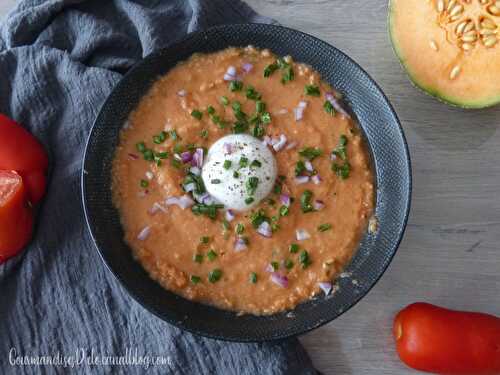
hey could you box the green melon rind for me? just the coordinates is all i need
[388,0,500,109]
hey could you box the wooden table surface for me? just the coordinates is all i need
[2,1,499,374]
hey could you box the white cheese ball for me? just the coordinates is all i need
[202,134,277,211]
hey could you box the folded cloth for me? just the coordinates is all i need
[0,1,317,374]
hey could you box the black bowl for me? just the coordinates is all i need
[82,23,411,342]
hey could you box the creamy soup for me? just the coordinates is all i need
[112,46,374,315]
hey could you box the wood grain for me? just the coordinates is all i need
[1,0,499,374]
[245,0,500,374]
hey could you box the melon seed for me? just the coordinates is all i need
[449,65,461,80]
[429,40,439,51]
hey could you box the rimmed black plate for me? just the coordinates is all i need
[82,23,411,342]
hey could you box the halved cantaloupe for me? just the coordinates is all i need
[389,0,500,108]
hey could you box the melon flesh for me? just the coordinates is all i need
[389,0,500,108]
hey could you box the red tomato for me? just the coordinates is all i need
[0,170,34,262]
[394,302,500,375]
[0,114,48,204]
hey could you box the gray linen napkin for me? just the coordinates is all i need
[0,1,317,374]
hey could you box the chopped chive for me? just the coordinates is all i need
[256,101,266,114]
[250,209,269,228]
[235,223,245,235]
[211,179,221,184]
[289,244,299,254]
[264,63,279,77]
[279,205,289,217]
[229,80,243,92]
[173,143,183,154]
[245,86,261,100]
[295,160,306,176]
[239,156,249,168]
[169,129,179,140]
[208,269,222,283]
[271,261,279,271]
[281,66,294,84]
[245,197,255,205]
[222,219,230,231]
[300,190,314,213]
[324,100,335,116]
[155,151,169,159]
[232,101,242,113]
[298,250,311,269]
[304,84,321,97]
[220,96,229,106]
[193,254,204,263]
[299,147,323,161]
[261,112,271,124]
[318,223,332,232]
[249,272,257,284]
[207,249,217,261]
[136,142,146,153]
[246,177,259,196]
[200,129,209,139]
[271,222,280,232]
[207,106,215,115]
[140,179,149,188]
[233,171,240,178]
[200,236,210,244]
[191,110,203,120]
[190,275,201,284]
[252,123,265,138]
[250,159,262,168]
[223,160,232,170]
[332,162,351,179]
[285,259,294,270]
[143,149,154,161]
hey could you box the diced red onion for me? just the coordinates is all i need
[293,107,304,121]
[224,66,237,81]
[265,263,275,273]
[270,273,289,288]
[128,153,139,160]
[262,135,272,146]
[330,153,337,161]
[226,66,237,76]
[225,209,235,222]
[325,92,350,118]
[280,194,291,207]
[177,89,187,97]
[137,226,151,241]
[296,228,311,241]
[274,108,288,115]
[165,195,194,210]
[189,166,201,176]
[223,142,234,155]
[242,62,253,73]
[180,151,192,163]
[294,175,310,185]
[304,160,314,172]
[313,200,325,210]
[202,195,217,205]
[191,148,204,168]
[149,202,167,215]
[137,190,149,198]
[174,153,182,161]
[298,101,308,109]
[257,221,272,238]
[145,171,154,180]
[273,134,287,152]
[234,237,247,252]
[285,141,297,150]
[312,174,321,185]
[319,282,333,295]
[183,183,196,193]
[193,192,209,204]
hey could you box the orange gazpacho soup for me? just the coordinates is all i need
[112,46,374,315]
